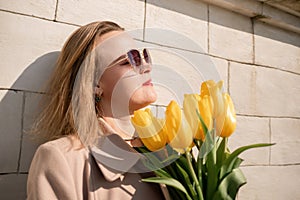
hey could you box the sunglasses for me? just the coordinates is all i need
[112,48,152,73]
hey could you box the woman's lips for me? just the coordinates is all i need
[143,79,153,86]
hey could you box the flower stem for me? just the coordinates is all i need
[186,151,204,200]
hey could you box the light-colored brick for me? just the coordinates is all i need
[0,0,56,19]
[20,92,43,172]
[228,116,270,165]
[230,62,300,117]
[157,105,166,119]
[0,11,77,92]
[149,48,227,106]
[0,174,27,199]
[145,0,208,53]
[211,57,228,92]
[151,48,215,106]
[270,118,300,165]
[209,5,253,63]
[202,0,263,17]
[254,21,300,74]
[150,45,223,104]
[261,4,300,35]
[0,90,22,172]
[238,165,300,200]
[56,0,144,39]
[146,48,186,106]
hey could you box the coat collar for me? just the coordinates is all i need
[90,118,142,182]
[89,118,172,200]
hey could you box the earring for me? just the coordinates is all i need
[95,96,101,103]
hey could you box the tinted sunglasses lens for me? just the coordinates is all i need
[143,49,151,64]
[127,49,141,67]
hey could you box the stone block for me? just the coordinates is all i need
[0,174,27,199]
[238,165,300,199]
[209,5,253,63]
[211,57,228,92]
[150,44,223,106]
[261,4,300,35]
[0,90,23,172]
[0,11,77,92]
[0,0,56,19]
[230,62,300,117]
[56,0,144,38]
[270,118,300,165]
[228,116,270,165]
[19,92,43,172]
[156,105,167,119]
[201,0,262,17]
[254,21,300,74]
[151,48,204,106]
[145,0,208,53]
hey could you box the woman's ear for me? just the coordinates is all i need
[94,85,103,96]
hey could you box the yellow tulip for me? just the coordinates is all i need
[217,93,236,137]
[200,80,216,97]
[131,109,152,127]
[200,80,225,119]
[183,94,201,138]
[165,101,194,153]
[197,95,213,141]
[131,109,167,151]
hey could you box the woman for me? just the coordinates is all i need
[27,21,168,200]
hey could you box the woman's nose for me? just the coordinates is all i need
[139,58,152,74]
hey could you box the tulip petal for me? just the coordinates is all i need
[169,115,194,154]
[197,95,213,141]
[166,100,194,153]
[131,109,167,151]
[183,94,201,137]
[165,101,181,143]
[217,93,236,138]
[200,80,225,119]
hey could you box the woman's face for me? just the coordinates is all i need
[97,31,157,114]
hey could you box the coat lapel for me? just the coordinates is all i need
[90,134,142,182]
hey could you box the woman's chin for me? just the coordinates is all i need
[129,89,157,113]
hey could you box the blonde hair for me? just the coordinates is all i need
[31,21,124,145]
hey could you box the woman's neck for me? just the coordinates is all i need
[101,116,143,147]
[102,116,133,139]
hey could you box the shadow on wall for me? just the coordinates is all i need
[138,0,300,47]
[0,51,59,199]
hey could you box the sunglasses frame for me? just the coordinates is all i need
[110,48,152,73]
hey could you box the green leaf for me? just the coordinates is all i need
[232,157,243,170]
[142,177,192,200]
[175,162,197,199]
[167,185,187,200]
[154,168,172,178]
[212,168,247,200]
[197,157,204,190]
[199,130,215,158]
[196,109,208,134]
[206,142,218,200]
[220,143,275,178]
[161,153,180,165]
[216,138,227,169]
[177,156,190,171]
[136,147,165,170]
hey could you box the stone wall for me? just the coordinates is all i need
[0,0,299,199]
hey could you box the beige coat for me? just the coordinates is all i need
[27,134,170,200]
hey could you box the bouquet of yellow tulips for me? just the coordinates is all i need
[131,80,273,200]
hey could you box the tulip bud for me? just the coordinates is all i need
[165,101,194,153]
[197,95,213,141]
[200,80,225,119]
[183,94,201,138]
[131,109,167,151]
[217,93,236,138]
